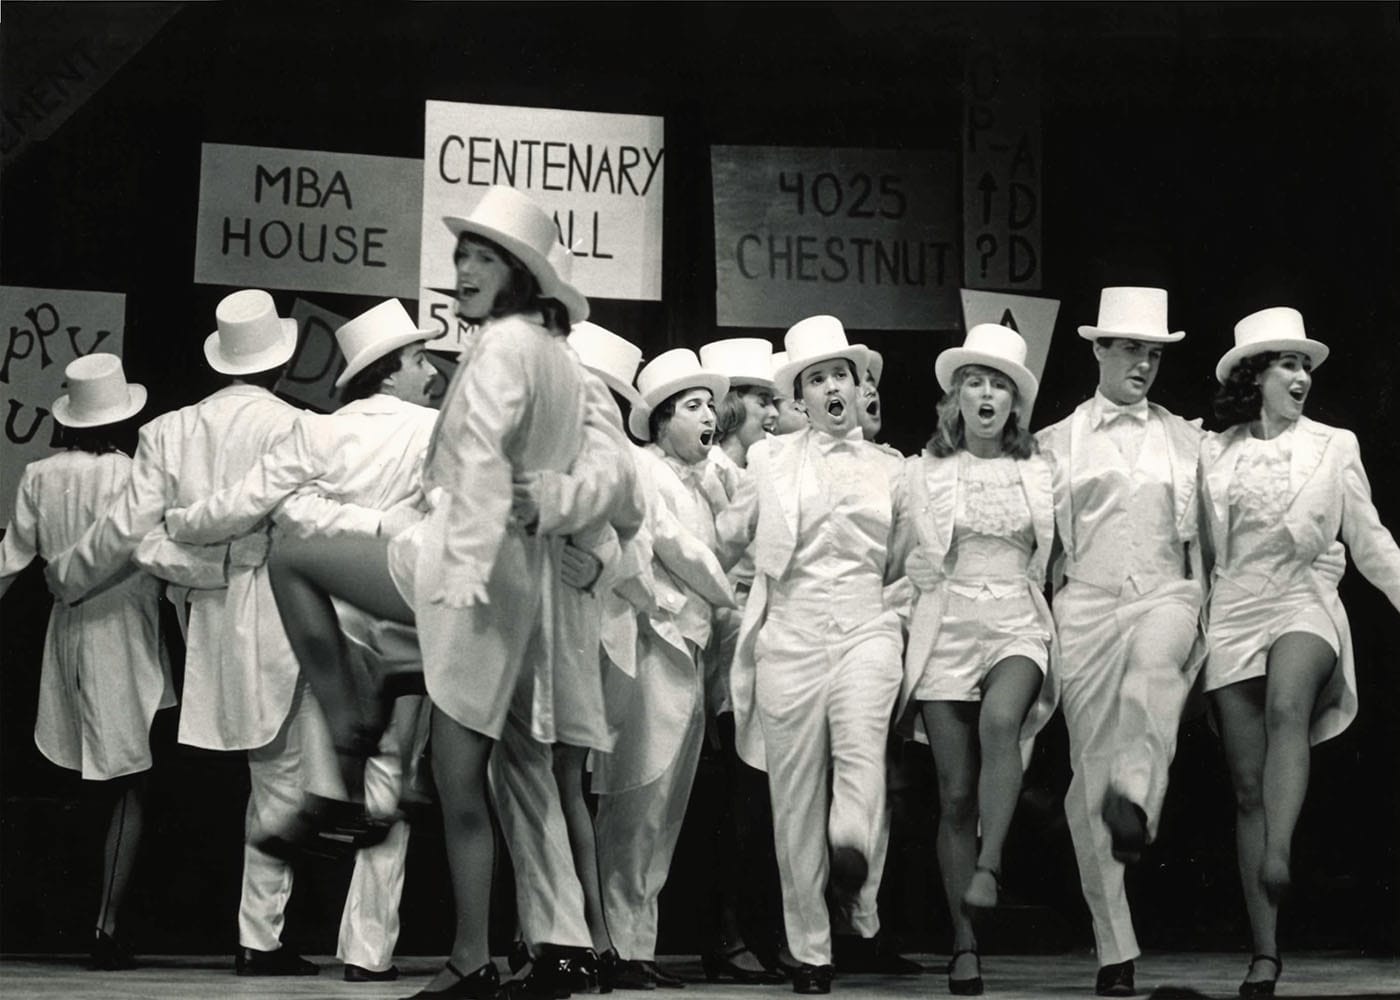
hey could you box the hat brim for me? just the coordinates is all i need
[725,375,775,392]
[52,384,148,428]
[1215,338,1330,384]
[773,347,871,400]
[204,318,299,375]
[934,350,1039,413]
[443,216,589,325]
[627,373,731,442]
[587,367,645,412]
[1077,325,1185,343]
[334,329,433,389]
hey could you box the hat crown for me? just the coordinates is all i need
[335,300,421,366]
[961,323,1029,369]
[1234,306,1307,348]
[1095,286,1171,337]
[637,349,714,404]
[569,321,642,389]
[214,289,289,361]
[64,353,133,421]
[770,351,789,382]
[699,338,774,387]
[784,315,853,367]
[459,185,559,262]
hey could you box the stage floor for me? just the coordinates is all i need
[1,952,1397,999]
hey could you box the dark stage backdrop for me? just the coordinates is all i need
[2,1,1397,960]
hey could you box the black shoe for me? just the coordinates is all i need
[1103,791,1149,865]
[234,946,319,976]
[346,962,400,982]
[947,949,982,996]
[828,846,867,921]
[1095,960,1136,997]
[610,959,657,991]
[832,935,922,975]
[407,961,502,999]
[597,948,620,993]
[642,961,684,989]
[702,945,786,984]
[791,963,833,995]
[89,930,136,971]
[1239,954,1281,998]
[254,793,375,863]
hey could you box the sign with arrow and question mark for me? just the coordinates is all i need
[963,44,1043,291]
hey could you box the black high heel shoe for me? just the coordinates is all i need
[702,945,785,984]
[405,960,501,999]
[946,949,983,996]
[89,929,136,971]
[1239,954,1281,998]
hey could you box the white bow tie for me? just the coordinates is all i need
[1095,398,1149,427]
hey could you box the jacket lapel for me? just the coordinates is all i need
[1155,405,1203,541]
[912,453,959,568]
[1203,425,1245,560]
[1286,416,1332,511]
[1020,455,1055,585]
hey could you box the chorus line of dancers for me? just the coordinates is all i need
[4,184,1398,1000]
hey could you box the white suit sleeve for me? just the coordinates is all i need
[1338,432,1400,613]
[428,326,530,607]
[133,524,230,590]
[531,375,632,538]
[714,460,759,572]
[165,417,330,543]
[0,467,41,597]
[47,424,170,603]
[273,490,386,539]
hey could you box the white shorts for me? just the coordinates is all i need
[1204,577,1339,692]
[912,590,1050,702]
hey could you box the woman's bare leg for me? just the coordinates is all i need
[1214,679,1276,983]
[967,655,1042,906]
[421,706,497,991]
[552,742,613,955]
[921,700,980,981]
[268,534,413,789]
[1260,632,1335,900]
[95,774,146,939]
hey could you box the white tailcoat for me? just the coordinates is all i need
[48,385,304,750]
[1201,416,1400,743]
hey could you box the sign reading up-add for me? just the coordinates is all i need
[712,145,959,331]
[420,100,665,348]
[194,142,423,298]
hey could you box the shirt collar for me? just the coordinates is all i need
[1091,390,1150,428]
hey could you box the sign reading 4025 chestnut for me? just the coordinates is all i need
[712,145,958,331]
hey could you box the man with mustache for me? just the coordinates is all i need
[717,316,910,995]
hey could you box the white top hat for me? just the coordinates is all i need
[770,351,790,395]
[1215,306,1329,383]
[935,324,1039,412]
[698,338,775,392]
[855,345,884,386]
[772,316,870,396]
[205,289,299,375]
[52,353,147,428]
[443,185,588,324]
[333,299,433,389]
[1077,286,1184,343]
[569,321,644,408]
[627,349,730,442]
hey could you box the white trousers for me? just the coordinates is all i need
[594,675,705,961]
[754,614,903,967]
[1054,580,1200,966]
[238,677,338,952]
[491,712,593,950]
[336,696,427,972]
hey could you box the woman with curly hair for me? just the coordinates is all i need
[900,324,1058,996]
[1201,307,1400,998]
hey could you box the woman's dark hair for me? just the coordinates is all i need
[1213,350,1279,428]
[455,233,571,335]
[340,347,406,404]
[925,364,1037,459]
[55,420,132,457]
[713,384,765,444]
